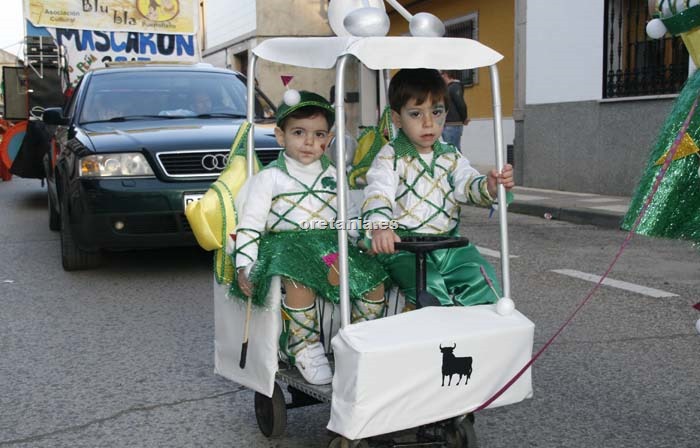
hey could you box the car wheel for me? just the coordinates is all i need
[48,190,60,231]
[60,198,100,271]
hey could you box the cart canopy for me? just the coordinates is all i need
[251,36,503,70]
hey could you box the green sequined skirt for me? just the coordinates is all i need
[231,230,388,307]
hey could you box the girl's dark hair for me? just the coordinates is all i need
[278,106,332,130]
[388,68,448,112]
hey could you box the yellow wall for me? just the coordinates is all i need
[388,0,514,119]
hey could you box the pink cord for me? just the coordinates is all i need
[476,95,700,411]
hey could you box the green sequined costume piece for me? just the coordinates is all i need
[621,71,700,242]
[230,230,388,307]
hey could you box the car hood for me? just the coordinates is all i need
[81,118,279,152]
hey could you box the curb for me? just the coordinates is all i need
[509,203,624,230]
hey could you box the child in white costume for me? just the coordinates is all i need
[233,91,387,385]
[363,68,514,307]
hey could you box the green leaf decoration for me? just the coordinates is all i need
[321,176,337,190]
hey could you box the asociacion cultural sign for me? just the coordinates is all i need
[25,0,198,34]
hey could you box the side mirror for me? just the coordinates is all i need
[43,107,68,125]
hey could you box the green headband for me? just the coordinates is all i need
[276,90,335,128]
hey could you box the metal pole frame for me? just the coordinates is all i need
[335,55,352,328]
[489,64,511,299]
[246,53,258,177]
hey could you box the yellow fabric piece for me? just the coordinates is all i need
[353,129,382,167]
[348,107,393,188]
[681,28,700,67]
[186,155,247,250]
[348,128,388,188]
[654,132,700,165]
[184,122,259,284]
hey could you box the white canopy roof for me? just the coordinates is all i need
[252,36,503,70]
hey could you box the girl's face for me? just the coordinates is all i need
[275,113,332,165]
[392,95,446,153]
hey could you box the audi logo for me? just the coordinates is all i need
[201,153,228,171]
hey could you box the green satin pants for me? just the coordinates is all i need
[380,243,501,306]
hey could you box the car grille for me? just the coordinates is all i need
[180,214,192,232]
[156,148,282,178]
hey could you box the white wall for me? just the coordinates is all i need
[205,0,256,49]
[202,49,227,68]
[526,0,605,105]
[461,118,515,168]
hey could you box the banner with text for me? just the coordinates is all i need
[26,0,198,34]
[47,28,199,86]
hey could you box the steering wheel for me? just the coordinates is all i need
[394,236,470,308]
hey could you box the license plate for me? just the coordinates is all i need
[183,192,205,209]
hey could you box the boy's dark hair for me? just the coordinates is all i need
[388,68,448,112]
[278,106,333,130]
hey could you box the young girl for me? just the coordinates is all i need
[232,91,387,385]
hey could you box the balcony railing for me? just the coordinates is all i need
[603,0,689,98]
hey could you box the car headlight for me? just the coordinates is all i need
[79,153,154,177]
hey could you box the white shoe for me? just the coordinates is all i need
[294,342,333,385]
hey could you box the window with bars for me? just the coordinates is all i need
[603,0,688,98]
[445,13,478,87]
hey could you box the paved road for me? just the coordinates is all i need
[1,178,698,448]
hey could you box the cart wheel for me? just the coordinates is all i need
[254,382,287,438]
[327,436,369,448]
[456,416,479,448]
[445,415,478,448]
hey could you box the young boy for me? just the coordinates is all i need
[362,68,514,307]
[233,91,387,385]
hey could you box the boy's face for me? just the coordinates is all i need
[392,95,446,153]
[274,113,332,165]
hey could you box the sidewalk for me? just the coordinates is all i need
[509,186,631,230]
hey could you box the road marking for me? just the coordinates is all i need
[476,246,519,259]
[551,269,678,298]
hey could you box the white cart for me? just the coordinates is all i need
[213,36,535,448]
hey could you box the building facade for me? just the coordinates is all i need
[516,0,686,195]
[199,0,515,167]
[201,0,337,106]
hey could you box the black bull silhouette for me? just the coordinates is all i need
[440,343,473,386]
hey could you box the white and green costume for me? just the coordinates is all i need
[362,130,502,306]
[232,152,387,307]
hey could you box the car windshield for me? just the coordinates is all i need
[79,70,276,124]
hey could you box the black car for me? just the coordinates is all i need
[43,63,280,270]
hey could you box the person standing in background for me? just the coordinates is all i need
[440,70,468,150]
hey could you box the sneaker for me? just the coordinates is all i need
[294,342,332,385]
